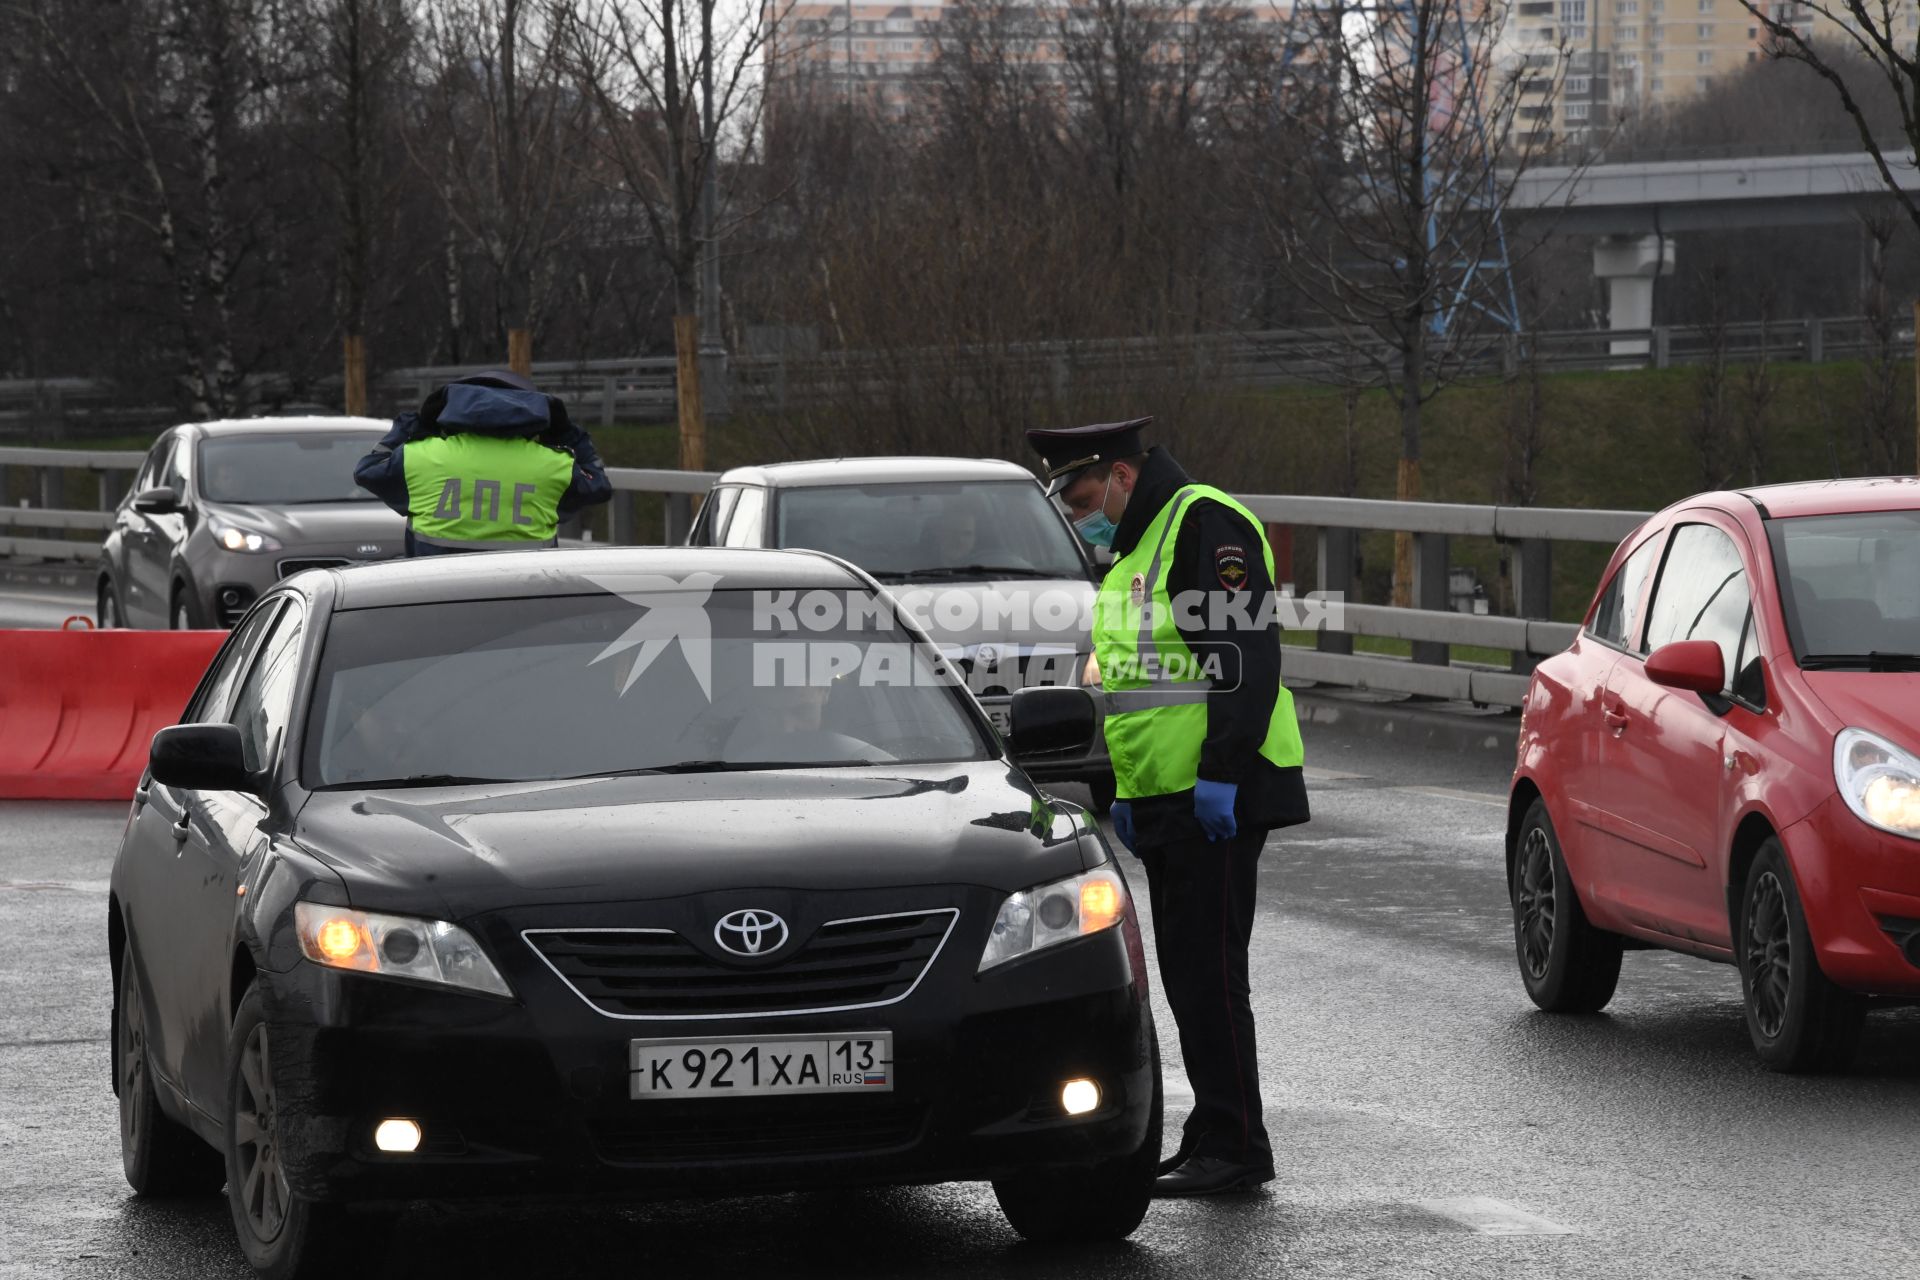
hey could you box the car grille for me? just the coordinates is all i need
[524,909,958,1019]
[594,1097,924,1164]
[276,557,351,579]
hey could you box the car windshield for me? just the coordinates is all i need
[198,433,382,504]
[303,590,992,787]
[773,480,1087,580]
[1774,509,1920,663]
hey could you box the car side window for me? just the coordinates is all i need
[132,437,171,499]
[228,603,304,775]
[1587,536,1660,649]
[187,602,284,723]
[1732,609,1767,708]
[723,487,766,548]
[160,437,188,495]
[690,486,739,546]
[1644,523,1752,689]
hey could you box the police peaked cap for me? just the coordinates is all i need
[1025,417,1153,496]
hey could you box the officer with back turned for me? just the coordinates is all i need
[1027,417,1310,1197]
[354,370,612,555]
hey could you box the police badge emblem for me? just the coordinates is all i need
[1130,573,1147,605]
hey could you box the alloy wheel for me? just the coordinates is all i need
[232,1023,289,1243]
[1745,871,1792,1040]
[1515,826,1557,981]
[119,980,147,1151]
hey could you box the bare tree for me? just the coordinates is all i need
[1691,263,1734,490]
[1252,0,1565,603]
[1859,199,1909,472]
[311,0,412,412]
[559,0,779,470]
[411,0,589,375]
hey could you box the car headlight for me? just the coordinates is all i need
[294,901,512,997]
[978,866,1128,972]
[1834,727,1920,840]
[210,519,282,553]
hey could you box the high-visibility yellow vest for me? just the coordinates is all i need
[403,434,574,551]
[1092,484,1302,799]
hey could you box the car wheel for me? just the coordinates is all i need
[170,582,201,631]
[991,1024,1161,1243]
[118,952,224,1196]
[1087,771,1117,815]
[224,983,377,1279]
[1738,839,1866,1073]
[1512,798,1623,1013]
[98,577,124,630]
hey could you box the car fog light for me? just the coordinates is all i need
[1061,1078,1100,1116]
[374,1119,422,1153]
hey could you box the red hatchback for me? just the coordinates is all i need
[1509,478,1920,1072]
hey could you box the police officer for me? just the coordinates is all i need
[354,370,612,555]
[1027,417,1309,1198]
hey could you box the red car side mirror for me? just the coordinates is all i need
[1645,640,1725,696]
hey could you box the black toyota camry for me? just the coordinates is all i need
[107,547,1158,1277]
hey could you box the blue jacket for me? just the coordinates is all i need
[354,382,613,554]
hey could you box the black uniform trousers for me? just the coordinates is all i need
[1136,825,1272,1172]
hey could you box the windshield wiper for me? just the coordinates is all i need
[564,759,869,779]
[338,773,514,789]
[878,565,1062,581]
[1798,652,1920,672]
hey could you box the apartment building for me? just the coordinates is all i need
[767,1,1312,117]
[1498,0,1920,147]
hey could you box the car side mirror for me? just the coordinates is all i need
[1645,640,1725,697]
[132,485,181,515]
[149,724,261,795]
[1008,686,1096,760]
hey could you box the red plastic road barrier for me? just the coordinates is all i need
[0,628,227,800]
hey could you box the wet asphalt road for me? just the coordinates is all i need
[0,584,95,630]
[4,724,1919,1279]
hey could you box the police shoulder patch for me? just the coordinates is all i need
[1214,543,1249,592]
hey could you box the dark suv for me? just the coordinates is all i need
[97,418,404,629]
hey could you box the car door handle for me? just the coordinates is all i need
[1603,709,1630,731]
[171,813,192,844]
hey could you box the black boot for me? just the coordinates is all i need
[1153,1156,1273,1198]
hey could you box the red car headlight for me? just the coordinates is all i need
[1835,727,1920,840]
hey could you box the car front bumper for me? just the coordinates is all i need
[1784,794,1920,996]
[260,924,1153,1204]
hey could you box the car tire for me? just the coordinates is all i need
[1087,771,1117,815]
[170,581,202,631]
[991,1023,1161,1244]
[98,576,125,630]
[1512,798,1623,1014]
[118,952,225,1197]
[1738,839,1866,1074]
[224,982,382,1280]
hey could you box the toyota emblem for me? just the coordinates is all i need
[714,909,789,957]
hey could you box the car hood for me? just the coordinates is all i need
[1800,671,1920,749]
[208,501,404,549]
[292,761,1097,920]
[884,579,1095,650]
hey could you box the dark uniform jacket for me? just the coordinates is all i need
[1109,446,1311,844]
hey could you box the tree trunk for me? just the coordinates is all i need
[508,328,533,377]
[343,334,367,415]
[675,312,706,470]
[1393,336,1424,608]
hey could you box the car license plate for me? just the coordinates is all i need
[629,1033,893,1099]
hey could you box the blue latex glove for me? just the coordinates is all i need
[1109,800,1136,852]
[1194,779,1239,842]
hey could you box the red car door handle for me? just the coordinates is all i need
[1603,709,1630,730]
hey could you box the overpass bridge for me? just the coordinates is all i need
[1507,150,1920,353]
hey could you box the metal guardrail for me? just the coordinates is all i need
[0,313,1901,434]
[0,446,1647,708]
